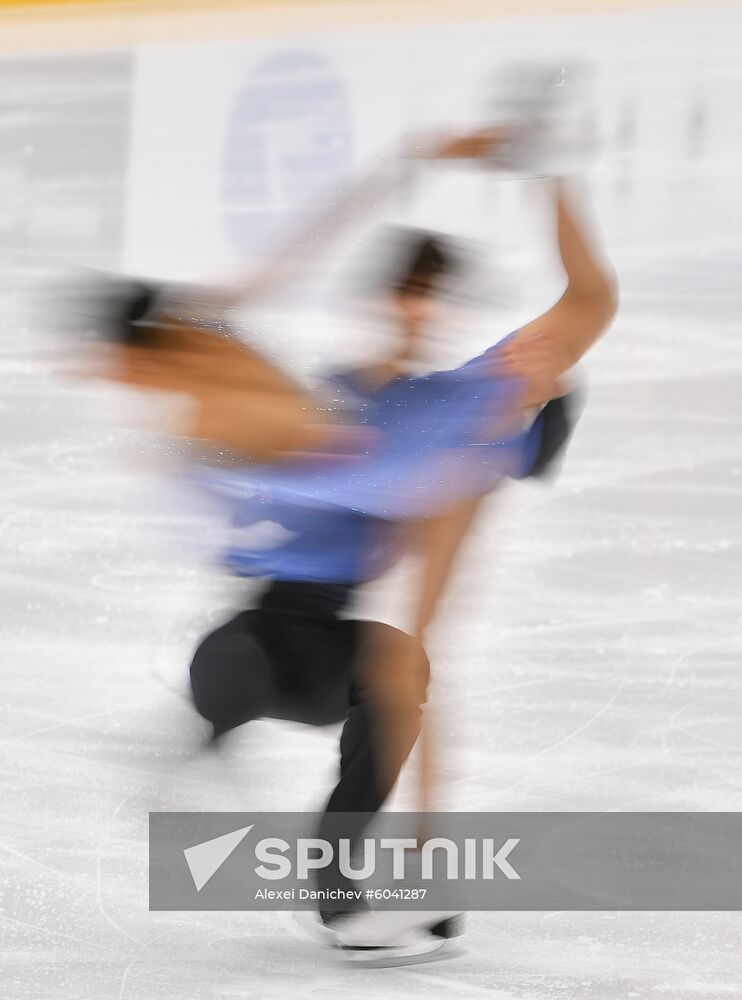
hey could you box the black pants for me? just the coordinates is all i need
[189,585,428,823]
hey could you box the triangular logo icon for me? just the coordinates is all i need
[183,824,253,892]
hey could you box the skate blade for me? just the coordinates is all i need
[339,936,464,969]
[333,910,461,948]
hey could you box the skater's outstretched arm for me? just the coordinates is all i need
[93,311,349,463]
[215,130,502,310]
[497,177,618,405]
[404,122,617,406]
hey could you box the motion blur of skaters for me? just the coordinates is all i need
[68,65,616,966]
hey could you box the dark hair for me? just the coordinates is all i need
[388,230,459,297]
[63,274,168,347]
[103,280,163,347]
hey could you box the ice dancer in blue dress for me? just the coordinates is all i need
[73,102,616,964]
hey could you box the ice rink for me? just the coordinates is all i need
[1,1,742,997]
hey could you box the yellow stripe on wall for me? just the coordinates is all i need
[0,0,730,53]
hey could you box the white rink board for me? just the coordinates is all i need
[124,4,742,280]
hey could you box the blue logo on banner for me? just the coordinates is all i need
[221,51,353,254]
